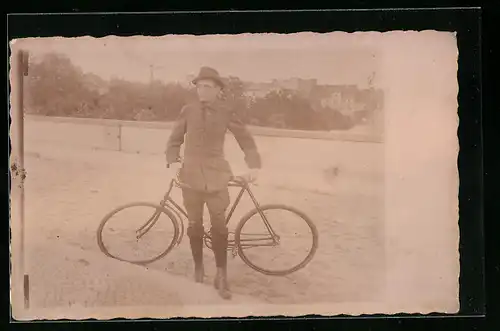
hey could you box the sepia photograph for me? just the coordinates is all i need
[9,31,459,319]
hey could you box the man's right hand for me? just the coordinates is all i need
[166,162,181,174]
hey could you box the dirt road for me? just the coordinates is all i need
[21,141,385,308]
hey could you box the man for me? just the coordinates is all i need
[165,66,261,300]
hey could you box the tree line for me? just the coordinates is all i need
[25,52,383,131]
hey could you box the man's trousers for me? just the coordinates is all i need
[181,187,230,268]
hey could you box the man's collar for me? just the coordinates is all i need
[199,99,224,111]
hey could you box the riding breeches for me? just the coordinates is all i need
[181,187,230,238]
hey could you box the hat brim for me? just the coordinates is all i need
[192,77,225,88]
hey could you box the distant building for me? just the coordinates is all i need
[271,78,300,90]
[226,76,380,120]
[243,78,318,100]
[271,78,317,97]
[309,84,368,117]
[243,82,274,99]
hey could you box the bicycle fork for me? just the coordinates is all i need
[136,210,161,240]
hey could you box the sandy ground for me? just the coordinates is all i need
[21,139,385,308]
[26,240,260,310]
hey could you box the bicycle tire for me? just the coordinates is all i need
[234,204,319,276]
[97,202,180,265]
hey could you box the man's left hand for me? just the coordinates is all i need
[243,168,259,183]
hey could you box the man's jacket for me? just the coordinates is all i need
[166,100,262,192]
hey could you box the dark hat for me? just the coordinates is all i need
[192,66,225,88]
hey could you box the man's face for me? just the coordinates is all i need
[196,79,221,103]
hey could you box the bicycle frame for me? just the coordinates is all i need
[138,178,280,252]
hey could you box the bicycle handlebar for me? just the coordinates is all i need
[173,176,252,188]
[229,175,256,185]
[168,160,256,188]
[170,171,254,190]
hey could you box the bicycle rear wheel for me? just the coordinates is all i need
[97,202,180,265]
[234,204,318,276]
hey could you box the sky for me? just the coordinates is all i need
[13,33,381,87]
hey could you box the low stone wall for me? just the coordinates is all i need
[24,114,383,147]
[24,114,384,195]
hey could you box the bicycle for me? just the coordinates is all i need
[97,170,319,276]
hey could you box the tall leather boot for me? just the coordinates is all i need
[212,232,232,300]
[189,235,204,283]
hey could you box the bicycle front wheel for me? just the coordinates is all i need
[97,202,180,265]
[235,204,318,276]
